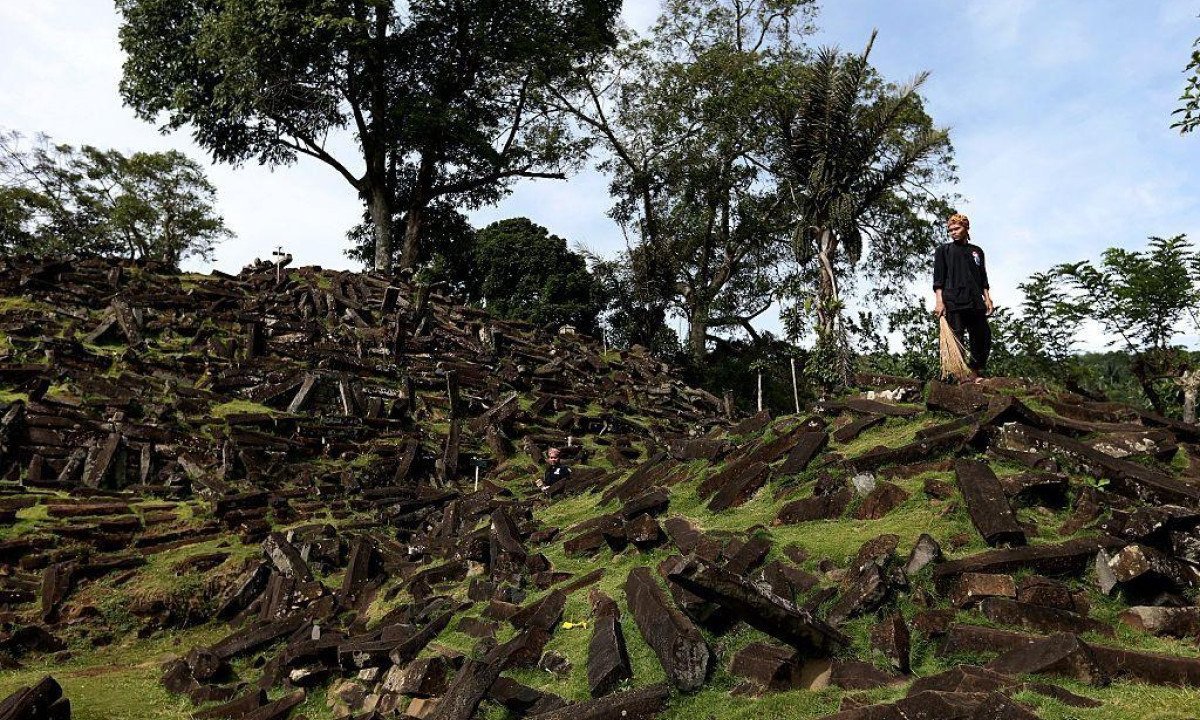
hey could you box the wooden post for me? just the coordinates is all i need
[790,358,801,415]
[757,372,763,413]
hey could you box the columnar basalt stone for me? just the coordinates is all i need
[979,597,1113,637]
[587,590,633,699]
[870,613,911,674]
[0,675,70,720]
[663,556,849,655]
[729,642,803,690]
[904,534,943,577]
[623,566,711,692]
[853,481,910,520]
[523,683,669,720]
[1118,606,1200,639]
[954,460,1026,547]
[933,537,1125,587]
[986,633,1108,686]
[775,489,852,525]
[778,432,829,475]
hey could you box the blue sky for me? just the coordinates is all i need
[2,1,1198,348]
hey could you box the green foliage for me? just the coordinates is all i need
[1053,235,1199,414]
[473,218,604,333]
[556,0,812,362]
[116,0,620,270]
[1174,35,1200,133]
[1055,235,1199,353]
[0,130,228,263]
[588,252,681,357]
[768,33,956,388]
[690,332,810,413]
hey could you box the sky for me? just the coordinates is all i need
[2,1,1199,349]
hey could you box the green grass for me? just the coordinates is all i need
[0,388,30,403]
[0,502,50,540]
[208,399,277,418]
[0,626,229,720]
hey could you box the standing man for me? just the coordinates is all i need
[933,213,994,377]
[537,447,571,493]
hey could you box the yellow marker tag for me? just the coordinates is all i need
[561,621,589,630]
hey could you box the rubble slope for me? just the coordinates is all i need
[1,257,1199,720]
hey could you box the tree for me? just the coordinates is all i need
[588,250,680,357]
[473,218,604,333]
[345,202,482,298]
[766,32,955,388]
[0,130,229,264]
[116,0,619,272]
[550,0,813,364]
[1055,235,1200,416]
[1174,35,1200,133]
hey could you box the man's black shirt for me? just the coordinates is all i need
[933,241,990,311]
[543,464,570,488]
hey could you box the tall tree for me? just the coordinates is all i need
[766,32,955,387]
[551,0,814,364]
[116,0,619,271]
[1055,235,1200,416]
[0,130,229,264]
[473,218,604,333]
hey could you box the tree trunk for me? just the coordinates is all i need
[813,228,849,387]
[1178,369,1199,425]
[399,203,424,271]
[398,152,437,271]
[1131,357,1167,416]
[368,183,393,272]
[688,310,708,366]
[815,229,839,339]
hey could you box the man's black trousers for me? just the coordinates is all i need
[945,308,991,373]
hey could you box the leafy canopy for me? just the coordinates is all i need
[767,33,956,386]
[473,218,604,333]
[551,0,816,362]
[0,130,229,264]
[116,0,620,270]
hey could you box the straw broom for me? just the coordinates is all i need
[939,316,974,381]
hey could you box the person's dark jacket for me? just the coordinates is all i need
[933,241,990,311]
[542,463,570,489]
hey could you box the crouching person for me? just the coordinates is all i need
[536,447,571,493]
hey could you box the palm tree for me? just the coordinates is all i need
[768,31,952,387]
